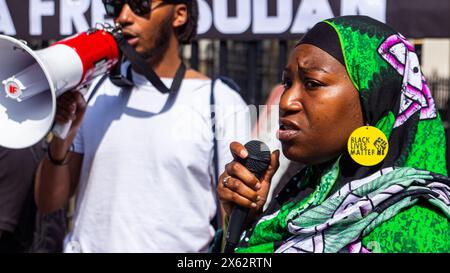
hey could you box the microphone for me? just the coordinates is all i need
[224,140,271,253]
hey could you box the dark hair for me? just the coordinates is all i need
[170,0,198,44]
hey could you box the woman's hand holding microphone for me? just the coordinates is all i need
[217,141,280,222]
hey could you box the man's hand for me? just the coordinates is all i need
[50,91,87,161]
[54,91,87,138]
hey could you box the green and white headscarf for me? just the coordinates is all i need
[235,16,449,253]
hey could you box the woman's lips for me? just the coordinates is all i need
[277,119,301,141]
[277,127,300,141]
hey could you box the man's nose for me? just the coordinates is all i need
[115,4,135,26]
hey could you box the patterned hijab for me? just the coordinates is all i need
[235,16,449,253]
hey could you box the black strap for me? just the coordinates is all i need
[114,33,186,94]
[210,77,221,231]
[87,74,109,104]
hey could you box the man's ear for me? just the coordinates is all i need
[173,4,188,28]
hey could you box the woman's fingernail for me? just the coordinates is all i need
[255,183,261,190]
[256,196,261,201]
[240,150,248,158]
[251,203,257,208]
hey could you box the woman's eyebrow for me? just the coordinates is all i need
[297,63,329,74]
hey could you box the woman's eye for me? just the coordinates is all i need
[304,80,322,90]
[282,79,292,90]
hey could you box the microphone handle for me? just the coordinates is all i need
[223,140,271,253]
[224,205,250,253]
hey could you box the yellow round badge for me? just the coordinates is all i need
[347,126,389,166]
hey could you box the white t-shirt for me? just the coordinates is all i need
[64,71,251,253]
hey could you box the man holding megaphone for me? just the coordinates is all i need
[31,0,250,253]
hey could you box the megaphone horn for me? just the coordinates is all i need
[0,28,119,149]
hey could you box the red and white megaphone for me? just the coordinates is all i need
[0,27,119,149]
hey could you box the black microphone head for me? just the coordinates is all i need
[237,140,271,180]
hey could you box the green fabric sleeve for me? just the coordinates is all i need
[362,204,450,253]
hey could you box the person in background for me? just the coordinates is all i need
[35,0,250,252]
[0,146,41,252]
[1,143,68,253]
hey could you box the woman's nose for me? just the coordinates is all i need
[279,85,303,117]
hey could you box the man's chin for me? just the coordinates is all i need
[134,46,151,59]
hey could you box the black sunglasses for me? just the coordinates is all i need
[102,0,168,18]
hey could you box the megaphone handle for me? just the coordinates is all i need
[53,121,72,139]
[51,87,88,140]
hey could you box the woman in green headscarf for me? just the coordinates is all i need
[217,15,450,253]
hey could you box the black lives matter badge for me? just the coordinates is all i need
[347,126,389,166]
